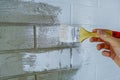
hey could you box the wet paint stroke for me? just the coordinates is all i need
[22,49,74,72]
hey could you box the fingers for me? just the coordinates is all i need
[90,37,104,42]
[97,29,117,45]
[102,50,110,57]
[91,29,118,60]
[97,43,110,50]
[91,29,118,47]
[102,50,116,60]
[95,42,115,59]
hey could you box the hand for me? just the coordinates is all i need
[90,29,120,67]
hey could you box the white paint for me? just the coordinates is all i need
[60,49,71,68]
[1,0,120,80]
[59,25,79,43]
[22,49,76,72]
[23,52,49,71]
[72,48,81,68]
[37,26,60,48]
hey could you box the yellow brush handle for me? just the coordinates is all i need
[80,27,112,42]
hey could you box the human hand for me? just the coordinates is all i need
[90,29,120,67]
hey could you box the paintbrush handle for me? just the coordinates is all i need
[91,30,120,38]
[112,31,120,38]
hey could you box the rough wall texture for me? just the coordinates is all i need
[0,0,80,80]
[0,0,60,25]
[0,26,34,50]
[34,0,120,80]
[1,0,120,80]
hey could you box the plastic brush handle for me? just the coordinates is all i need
[112,31,120,38]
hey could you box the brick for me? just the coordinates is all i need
[71,48,81,68]
[47,50,61,70]
[56,4,71,24]
[71,4,95,25]
[37,72,58,80]
[23,52,49,71]
[26,75,35,80]
[60,49,71,68]
[0,26,34,50]
[36,26,77,48]
[23,49,71,72]
[93,0,120,27]
[59,69,77,80]
[36,26,59,48]
[74,64,96,80]
[37,69,78,80]
[76,0,98,6]
[0,53,25,77]
[32,2,71,24]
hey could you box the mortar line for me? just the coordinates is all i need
[33,25,37,49]
[70,47,72,68]
[35,74,37,80]
[0,46,77,54]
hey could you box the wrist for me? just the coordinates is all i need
[114,56,120,67]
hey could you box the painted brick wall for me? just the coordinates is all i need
[71,0,120,80]
[36,0,120,80]
[1,0,120,80]
[0,0,80,80]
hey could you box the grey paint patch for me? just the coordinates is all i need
[3,69,77,80]
[0,26,34,50]
[0,0,61,25]
[0,53,24,77]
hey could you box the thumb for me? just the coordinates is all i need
[97,30,117,46]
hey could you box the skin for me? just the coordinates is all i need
[90,29,120,67]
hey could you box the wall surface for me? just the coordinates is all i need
[0,0,80,80]
[0,0,120,80]
[35,0,120,80]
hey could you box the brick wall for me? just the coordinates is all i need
[1,0,120,80]
[0,0,80,80]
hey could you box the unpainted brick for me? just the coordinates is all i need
[0,26,34,50]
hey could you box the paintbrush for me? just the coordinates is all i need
[59,25,120,43]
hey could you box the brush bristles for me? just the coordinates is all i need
[79,27,98,42]
[79,27,91,42]
[79,27,113,43]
